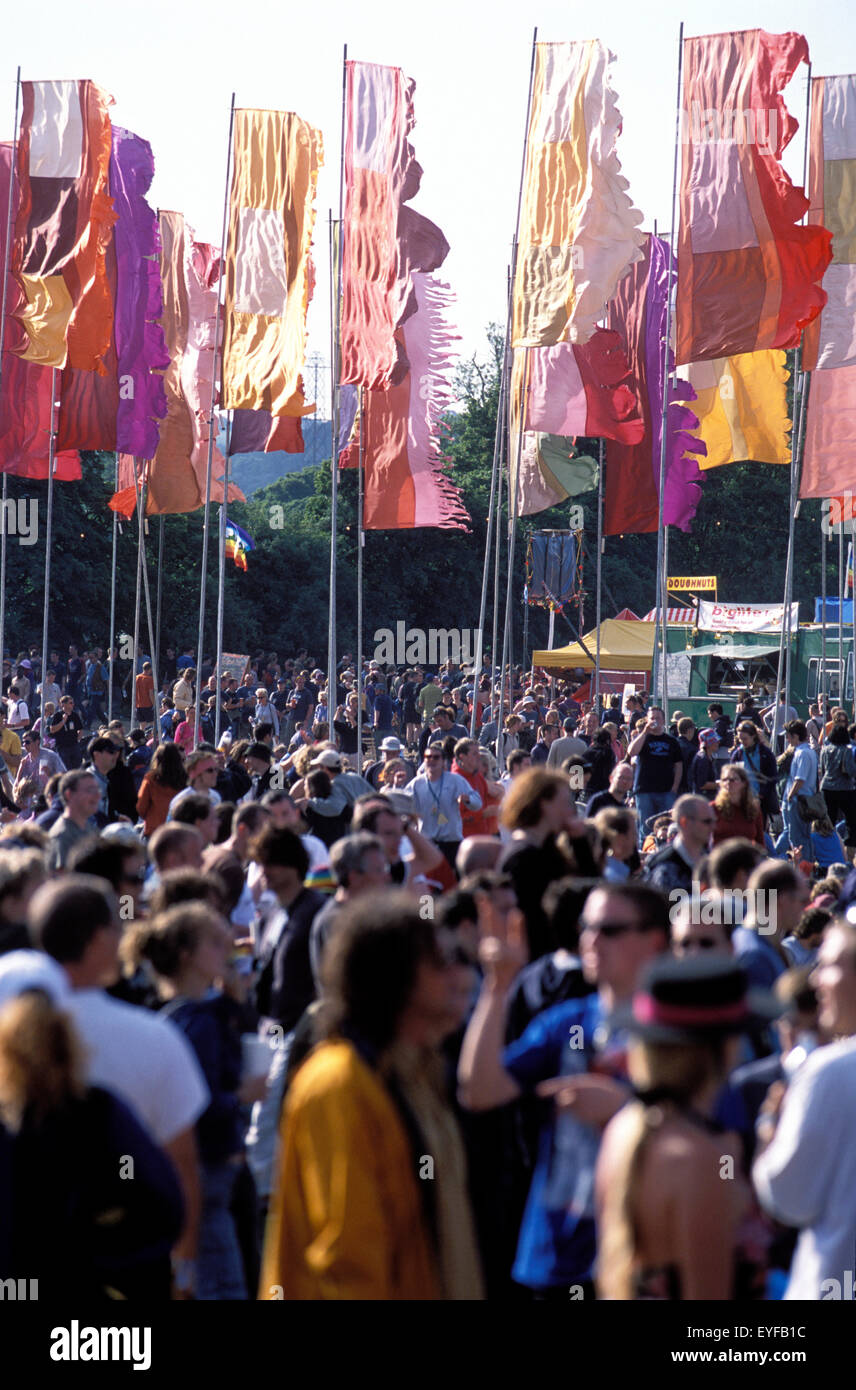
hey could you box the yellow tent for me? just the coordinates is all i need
[533,618,655,671]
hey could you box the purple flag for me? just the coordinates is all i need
[110,128,168,458]
[646,236,705,530]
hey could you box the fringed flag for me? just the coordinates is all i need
[57,128,169,454]
[803,73,856,371]
[682,351,791,469]
[341,274,468,529]
[605,234,706,535]
[340,61,449,390]
[13,79,117,371]
[676,29,832,365]
[0,142,80,479]
[222,109,322,427]
[225,518,254,571]
[109,212,243,517]
[512,40,644,348]
[800,71,856,497]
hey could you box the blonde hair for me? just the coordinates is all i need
[597,1038,729,1301]
[0,992,85,1132]
[713,764,759,821]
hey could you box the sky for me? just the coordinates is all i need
[4,0,855,410]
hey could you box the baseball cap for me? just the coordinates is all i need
[0,950,70,1010]
[311,749,342,770]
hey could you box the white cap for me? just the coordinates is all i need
[0,950,70,1010]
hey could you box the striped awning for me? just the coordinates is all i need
[642,608,697,624]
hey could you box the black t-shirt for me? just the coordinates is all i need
[633,731,682,794]
[50,708,85,751]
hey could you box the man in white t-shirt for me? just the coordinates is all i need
[753,920,856,1299]
[28,874,209,1298]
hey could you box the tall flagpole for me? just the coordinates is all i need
[595,439,604,709]
[652,24,684,706]
[194,92,235,751]
[130,460,144,733]
[39,368,58,734]
[497,27,538,769]
[356,385,364,769]
[214,411,232,744]
[328,45,348,725]
[155,516,164,686]
[821,512,827,709]
[0,68,22,678]
[107,456,119,721]
[470,261,513,737]
[137,476,160,743]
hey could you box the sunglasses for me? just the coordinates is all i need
[674,937,721,952]
[424,754,442,761]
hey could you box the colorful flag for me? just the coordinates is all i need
[13,79,116,371]
[799,363,856,498]
[340,61,449,390]
[525,329,644,443]
[803,73,856,370]
[682,351,791,468]
[512,40,643,348]
[225,518,254,571]
[509,348,599,516]
[57,127,169,454]
[352,274,468,529]
[109,213,243,517]
[228,408,304,455]
[676,29,832,364]
[605,235,706,535]
[222,109,323,421]
[0,143,80,479]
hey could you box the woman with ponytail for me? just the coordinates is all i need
[0,951,184,1300]
[595,955,777,1300]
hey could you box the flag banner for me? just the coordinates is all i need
[676,29,832,364]
[799,363,856,497]
[697,599,799,632]
[0,143,80,478]
[509,348,599,514]
[109,212,243,516]
[512,40,644,349]
[803,73,856,370]
[682,350,791,468]
[525,328,644,443]
[340,60,449,390]
[228,408,304,455]
[13,79,117,371]
[336,383,359,467]
[57,128,169,455]
[225,517,254,571]
[359,273,468,529]
[604,235,706,535]
[526,532,579,607]
[222,109,323,417]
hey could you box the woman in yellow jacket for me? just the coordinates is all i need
[260,893,483,1301]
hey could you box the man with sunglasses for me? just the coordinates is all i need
[643,794,715,896]
[410,746,482,868]
[14,729,66,797]
[458,881,670,1300]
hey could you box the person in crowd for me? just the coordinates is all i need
[47,769,102,870]
[172,793,220,848]
[409,744,482,868]
[13,729,65,798]
[627,707,683,849]
[596,954,776,1300]
[261,892,483,1299]
[546,717,588,768]
[251,825,324,1036]
[594,807,638,882]
[706,838,766,893]
[712,765,766,847]
[138,741,188,836]
[688,729,720,800]
[819,722,856,846]
[309,832,390,988]
[753,919,856,1298]
[644,796,715,896]
[585,761,634,819]
[774,721,819,859]
[808,814,847,873]
[29,876,209,1298]
[731,860,811,991]
[730,720,780,828]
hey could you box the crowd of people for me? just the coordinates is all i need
[1,640,856,1302]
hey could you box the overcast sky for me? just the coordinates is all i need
[5,0,854,405]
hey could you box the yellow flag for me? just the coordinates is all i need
[222,109,323,416]
[685,350,791,469]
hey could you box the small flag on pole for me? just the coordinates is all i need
[847,541,853,595]
[225,518,254,572]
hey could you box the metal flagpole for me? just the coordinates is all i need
[497,28,538,768]
[821,515,827,710]
[107,456,119,721]
[155,516,164,685]
[328,45,348,726]
[595,439,604,710]
[0,69,22,678]
[194,92,235,752]
[839,523,845,705]
[214,412,232,744]
[356,386,364,770]
[130,460,144,733]
[470,262,513,736]
[652,23,684,705]
[39,369,58,733]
